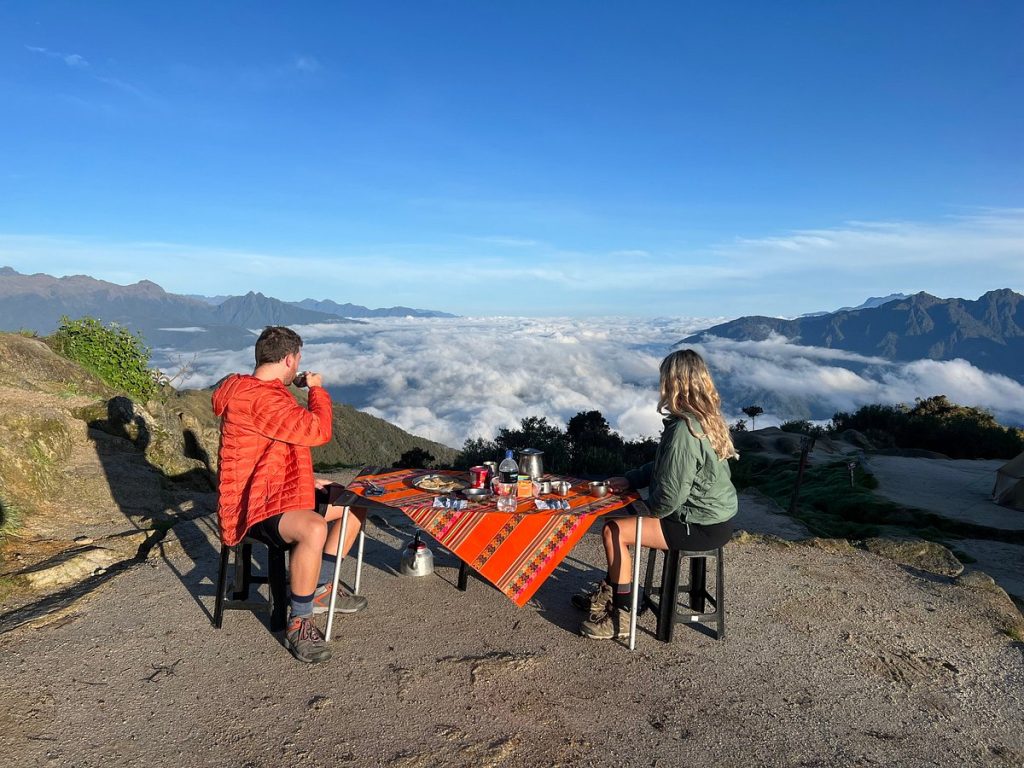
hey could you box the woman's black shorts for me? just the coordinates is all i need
[658,517,733,550]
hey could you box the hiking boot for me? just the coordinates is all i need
[571,580,613,614]
[285,616,332,664]
[312,583,368,614]
[580,603,631,641]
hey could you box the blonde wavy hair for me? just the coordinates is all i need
[657,349,737,461]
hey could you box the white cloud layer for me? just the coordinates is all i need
[160,317,1024,448]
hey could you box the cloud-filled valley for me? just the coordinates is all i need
[163,317,1024,448]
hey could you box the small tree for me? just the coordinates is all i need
[741,405,764,430]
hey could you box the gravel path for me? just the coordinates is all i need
[1,505,1022,767]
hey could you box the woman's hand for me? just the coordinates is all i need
[314,477,329,490]
[606,476,630,492]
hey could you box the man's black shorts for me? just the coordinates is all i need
[246,484,346,550]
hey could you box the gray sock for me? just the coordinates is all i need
[318,554,338,588]
[290,591,314,619]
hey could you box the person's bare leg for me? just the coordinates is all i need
[277,509,328,597]
[602,517,669,585]
[323,505,365,558]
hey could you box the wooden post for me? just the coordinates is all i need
[787,436,816,514]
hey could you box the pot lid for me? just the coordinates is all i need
[518,448,543,456]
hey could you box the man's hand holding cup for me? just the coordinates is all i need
[293,371,323,389]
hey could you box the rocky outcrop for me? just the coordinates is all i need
[863,537,965,577]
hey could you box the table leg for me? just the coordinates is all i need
[354,528,365,595]
[458,560,469,591]
[324,507,350,642]
[628,513,643,650]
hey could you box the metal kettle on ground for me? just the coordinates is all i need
[399,533,434,577]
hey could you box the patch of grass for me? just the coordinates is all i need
[57,381,84,398]
[0,495,23,543]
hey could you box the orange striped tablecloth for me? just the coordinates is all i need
[351,468,639,607]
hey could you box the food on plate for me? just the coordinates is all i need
[414,474,468,493]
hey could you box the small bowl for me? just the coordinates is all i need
[588,481,609,498]
[462,487,493,502]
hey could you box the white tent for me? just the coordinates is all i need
[992,451,1024,511]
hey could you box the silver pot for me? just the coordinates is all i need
[517,448,544,480]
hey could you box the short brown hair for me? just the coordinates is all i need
[255,326,302,365]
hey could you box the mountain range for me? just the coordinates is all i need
[685,289,1024,383]
[0,267,453,350]
[801,293,910,317]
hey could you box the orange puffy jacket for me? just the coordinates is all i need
[212,374,333,546]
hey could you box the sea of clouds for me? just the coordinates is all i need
[159,317,1024,448]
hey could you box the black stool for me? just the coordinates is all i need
[213,536,288,632]
[642,546,725,641]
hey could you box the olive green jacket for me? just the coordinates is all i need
[624,414,737,526]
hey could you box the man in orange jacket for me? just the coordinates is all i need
[213,326,367,663]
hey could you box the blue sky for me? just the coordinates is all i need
[1,1,1021,317]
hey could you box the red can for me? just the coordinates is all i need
[470,465,490,489]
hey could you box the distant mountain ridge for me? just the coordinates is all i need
[0,267,453,350]
[685,289,1024,382]
[292,297,456,319]
[801,293,910,317]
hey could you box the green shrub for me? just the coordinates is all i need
[831,396,1024,459]
[51,316,157,400]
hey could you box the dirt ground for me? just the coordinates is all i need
[1,484,1022,768]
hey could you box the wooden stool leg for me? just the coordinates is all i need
[268,546,288,632]
[658,549,681,642]
[457,560,469,591]
[214,544,230,628]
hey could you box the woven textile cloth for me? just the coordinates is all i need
[351,469,639,607]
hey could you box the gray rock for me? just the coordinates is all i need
[863,537,964,577]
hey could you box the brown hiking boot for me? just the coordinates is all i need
[580,603,631,640]
[571,580,613,614]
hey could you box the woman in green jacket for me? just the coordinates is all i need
[576,349,738,640]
